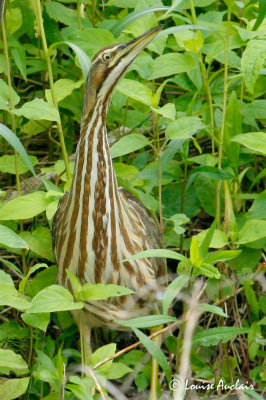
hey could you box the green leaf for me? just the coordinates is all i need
[117,315,177,329]
[241,39,266,93]
[187,166,233,188]
[12,99,60,122]
[21,313,50,332]
[237,219,266,244]
[110,134,150,158]
[243,282,260,321]
[152,103,176,120]
[165,117,204,140]
[198,303,228,318]
[0,377,30,400]
[169,213,190,234]
[150,53,196,79]
[252,0,266,31]
[133,327,171,382]
[0,349,28,373]
[111,7,169,37]
[45,79,83,105]
[0,224,29,250]
[0,79,20,110]
[198,263,220,279]
[116,79,153,106]
[231,132,266,156]
[0,271,30,310]
[90,343,116,375]
[0,123,36,176]
[19,263,48,293]
[5,7,22,34]
[45,1,77,25]
[190,237,203,268]
[20,227,55,262]
[196,229,229,249]
[199,220,216,259]
[26,285,83,313]
[163,274,189,315]
[78,283,134,301]
[0,192,52,220]
[205,250,242,264]
[193,327,249,346]
[121,249,188,263]
[105,362,132,379]
[0,154,38,175]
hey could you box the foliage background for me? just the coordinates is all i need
[0,0,265,399]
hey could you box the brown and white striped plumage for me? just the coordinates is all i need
[52,26,165,330]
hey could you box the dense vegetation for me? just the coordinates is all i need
[0,0,265,399]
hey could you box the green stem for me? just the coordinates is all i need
[35,0,71,181]
[153,111,163,233]
[77,0,82,30]
[179,158,188,254]
[189,0,215,154]
[216,7,231,229]
[2,11,27,274]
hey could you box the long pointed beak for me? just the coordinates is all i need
[117,25,164,62]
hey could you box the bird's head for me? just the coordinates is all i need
[82,25,163,124]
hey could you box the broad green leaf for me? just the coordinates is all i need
[21,313,50,332]
[193,327,249,346]
[198,303,228,318]
[247,191,266,219]
[133,327,171,382]
[20,227,55,262]
[26,285,83,313]
[0,377,30,400]
[198,263,220,279]
[0,123,36,176]
[0,273,30,310]
[90,343,116,375]
[183,31,204,53]
[241,39,266,93]
[114,163,142,186]
[0,349,28,373]
[237,219,266,244]
[205,250,242,264]
[231,132,266,156]
[0,224,29,250]
[21,120,51,136]
[169,213,190,234]
[0,154,38,174]
[117,315,177,329]
[150,53,196,79]
[252,0,266,31]
[12,99,60,122]
[0,192,51,220]
[165,116,204,140]
[163,274,189,315]
[0,79,20,111]
[111,7,168,36]
[45,1,77,25]
[122,249,188,263]
[5,7,22,34]
[78,283,134,301]
[196,229,229,249]
[110,134,150,158]
[45,79,83,105]
[116,79,153,106]
[152,103,176,120]
[187,166,233,188]
[156,25,208,40]
[105,362,132,379]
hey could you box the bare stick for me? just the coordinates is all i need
[174,280,203,400]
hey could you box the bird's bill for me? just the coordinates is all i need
[119,25,164,60]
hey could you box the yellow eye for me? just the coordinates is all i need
[102,53,112,62]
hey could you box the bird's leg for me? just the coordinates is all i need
[78,311,92,374]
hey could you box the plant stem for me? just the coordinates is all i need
[216,6,231,229]
[35,0,71,181]
[77,0,82,30]
[189,0,215,154]
[1,11,27,274]
[153,111,163,233]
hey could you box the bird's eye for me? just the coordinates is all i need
[102,53,112,62]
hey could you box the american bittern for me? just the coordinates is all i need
[53,25,165,397]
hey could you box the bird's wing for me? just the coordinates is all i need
[118,187,166,279]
